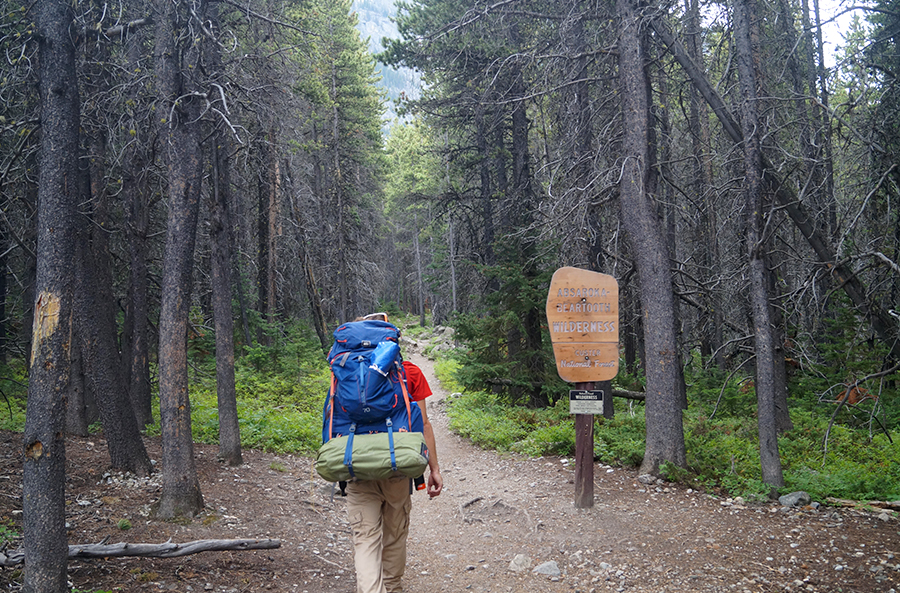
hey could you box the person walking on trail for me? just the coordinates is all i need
[347,313,443,593]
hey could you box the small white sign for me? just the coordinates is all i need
[569,389,604,415]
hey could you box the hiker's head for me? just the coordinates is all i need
[357,312,389,322]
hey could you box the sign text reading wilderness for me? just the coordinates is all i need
[545,267,620,383]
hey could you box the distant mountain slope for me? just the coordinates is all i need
[353,0,420,126]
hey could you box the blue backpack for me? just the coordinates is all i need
[321,320,424,444]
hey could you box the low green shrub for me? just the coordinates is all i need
[0,360,30,431]
[512,423,574,456]
[593,413,646,467]
[442,361,899,502]
[0,519,18,545]
[446,390,529,451]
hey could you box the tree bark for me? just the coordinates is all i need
[204,1,242,467]
[76,28,152,476]
[0,225,7,365]
[733,0,784,489]
[617,0,686,476]
[256,134,279,343]
[210,133,242,467]
[23,0,80,589]
[65,340,96,436]
[414,215,426,326]
[123,16,154,427]
[152,0,205,519]
[125,176,153,427]
[73,225,152,476]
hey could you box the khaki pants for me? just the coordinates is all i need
[346,476,412,593]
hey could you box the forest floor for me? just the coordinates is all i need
[0,345,899,593]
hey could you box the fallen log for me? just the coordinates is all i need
[482,379,646,402]
[826,497,900,511]
[0,538,280,568]
[612,388,645,401]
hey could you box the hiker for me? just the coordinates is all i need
[346,313,443,593]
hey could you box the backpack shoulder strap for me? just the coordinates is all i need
[398,363,414,432]
[326,372,337,439]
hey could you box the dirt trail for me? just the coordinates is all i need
[398,350,899,593]
[0,346,898,592]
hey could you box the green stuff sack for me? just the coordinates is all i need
[315,431,429,483]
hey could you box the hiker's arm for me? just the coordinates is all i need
[418,400,442,498]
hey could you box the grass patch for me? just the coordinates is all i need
[0,519,18,546]
[0,359,29,431]
[443,368,900,502]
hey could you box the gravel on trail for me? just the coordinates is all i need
[0,344,897,593]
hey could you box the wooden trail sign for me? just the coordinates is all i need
[546,267,619,509]
[545,267,619,383]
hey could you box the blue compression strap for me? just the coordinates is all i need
[358,361,366,407]
[386,418,397,471]
[344,423,357,478]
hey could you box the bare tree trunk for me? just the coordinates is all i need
[304,245,330,351]
[444,133,458,314]
[204,2,242,466]
[733,0,784,489]
[122,0,153,426]
[256,136,276,345]
[73,224,152,476]
[23,0,79,589]
[617,0,686,476]
[66,340,96,436]
[414,214,426,326]
[683,0,724,369]
[809,0,836,231]
[210,139,242,466]
[0,226,7,365]
[123,19,154,427]
[126,174,153,426]
[476,106,497,291]
[651,54,688,411]
[152,0,205,519]
[77,29,152,476]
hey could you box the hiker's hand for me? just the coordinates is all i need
[428,469,443,498]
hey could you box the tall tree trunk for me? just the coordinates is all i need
[125,169,153,426]
[77,27,152,476]
[303,245,329,352]
[683,0,724,369]
[414,214,426,326]
[205,2,241,466]
[448,217,458,314]
[256,137,274,344]
[73,223,152,476]
[66,340,96,436]
[510,71,547,409]
[152,0,205,519]
[210,138,242,466]
[23,0,79,589]
[0,225,6,365]
[331,56,350,322]
[617,0,686,476]
[650,53,688,411]
[733,0,785,489]
[809,0,836,231]
[122,19,154,427]
[476,106,497,291]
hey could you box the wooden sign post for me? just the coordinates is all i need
[546,267,619,508]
